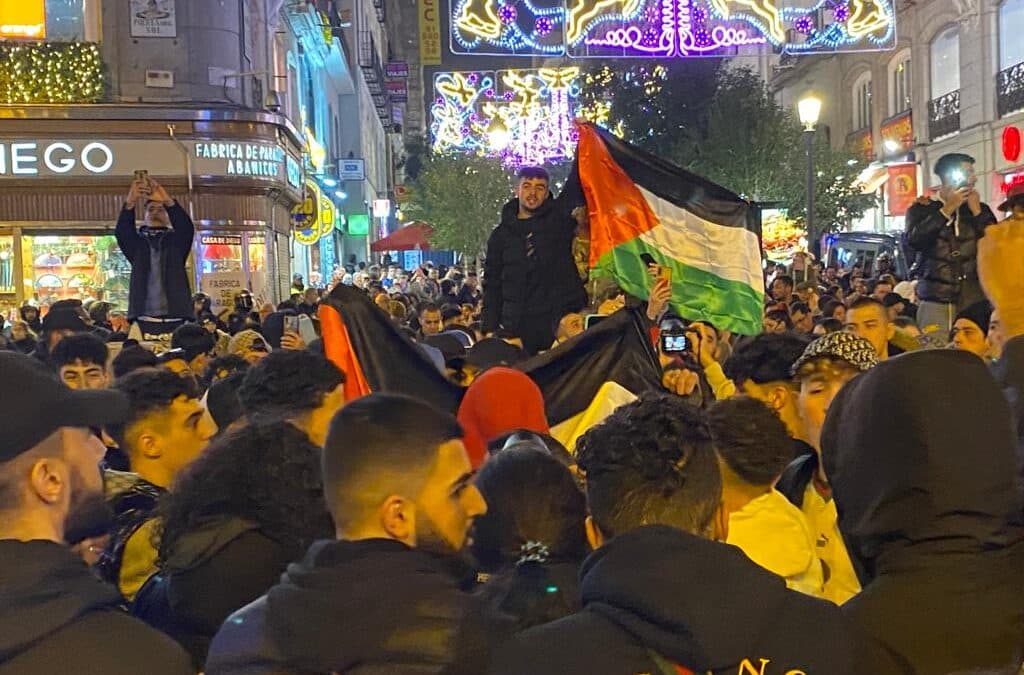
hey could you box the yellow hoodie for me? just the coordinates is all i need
[726,489,826,598]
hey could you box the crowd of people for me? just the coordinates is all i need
[1,158,1024,675]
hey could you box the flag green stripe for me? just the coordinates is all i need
[595,239,765,335]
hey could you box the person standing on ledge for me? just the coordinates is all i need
[482,166,589,355]
[116,176,196,338]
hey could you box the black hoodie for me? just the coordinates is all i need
[822,349,1024,674]
[0,539,192,674]
[489,525,895,675]
[205,538,505,675]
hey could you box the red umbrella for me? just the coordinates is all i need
[370,222,434,252]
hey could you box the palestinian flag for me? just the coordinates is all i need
[320,285,661,452]
[577,122,766,335]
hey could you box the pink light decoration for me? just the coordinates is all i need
[499,4,518,23]
[535,16,554,34]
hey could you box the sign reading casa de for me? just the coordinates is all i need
[0,139,300,190]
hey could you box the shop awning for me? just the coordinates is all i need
[855,163,889,194]
[370,222,434,252]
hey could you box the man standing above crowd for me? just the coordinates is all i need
[483,167,588,355]
[906,153,995,335]
[117,177,195,338]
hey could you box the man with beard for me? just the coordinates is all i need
[0,352,192,674]
[482,166,588,355]
[206,394,494,675]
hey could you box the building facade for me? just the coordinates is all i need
[765,0,1024,233]
[0,0,391,317]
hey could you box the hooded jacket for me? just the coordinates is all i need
[457,367,550,468]
[489,525,895,675]
[0,539,192,675]
[822,349,1024,674]
[116,202,195,321]
[205,538,503,675]
[481,191,587,337]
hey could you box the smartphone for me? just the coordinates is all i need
[947,169,967,188]
[639,253,657,268]
[658,266,673,285]
[661,332,688,354]
[585,313,608,330]
[284,315,299,333]
[134,169,149,185]
[297,314,318,344]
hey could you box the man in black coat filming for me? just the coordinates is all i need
[482,166,588,355]
[116,176,195,338]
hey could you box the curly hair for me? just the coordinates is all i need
[51,333,108,369]
[156,420,333,568]
[107,369,198,450]
[575,394,720,539]
[707,396,793,486]
[238,350,345,418]
[723,333,811,386]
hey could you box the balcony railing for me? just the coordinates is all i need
[998,62,1024,118]
[357,30,384,96]
[928,90,960,140]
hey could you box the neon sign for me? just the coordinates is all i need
[450,0,895,56]
[430,68,582,166]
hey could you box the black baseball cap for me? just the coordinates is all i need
[0,352,129,463]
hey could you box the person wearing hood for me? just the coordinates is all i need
[32,307,89,367]
[205,393,494,675]
[482,166,588,355]
[7,320,37,355]
[132,421,334,668]
[457,366,550,468]
[0,352,192,674]
[822,350,1024,673]
[18,303,41,334]
[489,394,894,675]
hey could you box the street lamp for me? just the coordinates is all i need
[798,95,822,257]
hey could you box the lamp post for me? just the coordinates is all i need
[798,96,822,258]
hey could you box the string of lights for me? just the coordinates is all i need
[0,42,105,104]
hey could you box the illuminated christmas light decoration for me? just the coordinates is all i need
[0,42,105,104]
[430,67,583,166]
[451,0,894,55]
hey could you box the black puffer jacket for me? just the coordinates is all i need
[823,350,1024,674]
[905,199,995,307]
[0,540,192,675]
[205,538,508,674]
[116,202,195,321]
[481,192,586,335]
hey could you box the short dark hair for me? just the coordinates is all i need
[440,304,462,322]
[575,394,721,538]
[419,302,440,316]
[107,370,199,450]
[708,396,793,486]
[111,343,158,378]
[206,371,247,431]
[820,300,845,319]
[847,296,888,319]
[765,309,793,329]
[789,302,811,317]
[51,333,108,369]
[893,316,917,330]
[934,152,975,179]
[322,393,463,528]
[171,323,216,363]
[238,349,345,418]
[815,317,844,333]
[202,354,250,389]
[773,275,795,289]
[517,166,550,182]
[795,281,817,293]
[723,333,811,386]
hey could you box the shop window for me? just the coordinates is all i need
[1002,0,1024,70]
[931,26,961,98]
[0,236,15,295]
[24,235,130,309]
[852,72,872,131]
[889,51,912,115]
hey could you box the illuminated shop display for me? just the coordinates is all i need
[450,0,894,56]
[430,67,581,166]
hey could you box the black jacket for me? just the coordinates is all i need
[116,202,195,321]
[133,518,295,669]
[822,349,1024,674]
[482,191,586,334]
[205,538,503,674]
[0,539,192,675]
[489,525,894,674]
[96,470,164,588]
[904,199,995,307]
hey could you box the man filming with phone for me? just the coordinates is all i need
[906,153,995,335]
[116,172,196,337]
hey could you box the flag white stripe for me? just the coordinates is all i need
[636,186,765,292]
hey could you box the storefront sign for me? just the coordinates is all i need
[130,0,177,38]
[200,234,243,246]
[847,128,874,163]
[347,213,370,236]
[1003,126,1022,163]
[201,270,247,314]
[319,193,338,238]
[386,80,409,103]
[386,61,410,78]
[880,110,913,156]
[886,163,917,216]
[339,159,365,181]
[419,0,442,66]
[372,199,392,218]
[0,138,299,190]
[0,1,46,39]
[291,180,320,229]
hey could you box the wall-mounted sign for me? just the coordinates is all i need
[1003,126,1022,163]
[347,213,370,236]
[291,180,321,233]
[0,1,46,40]
[339,159,365,181]
[200,270,246,314]
[200,234,243,246]
[386,80,408,103]
[386,61,410,78]
[0,138,300,192]
[130,0,177,38]
[886,164,917,216]
[879,110,913,156]
[372,199,392,218]
[419,0,441,65]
